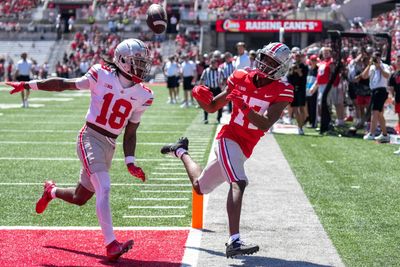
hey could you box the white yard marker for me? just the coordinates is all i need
[152,172,188,175]
[132,198,189,201]
[140,190,192,193]
[128,206,188,209]
[123,215,185,218]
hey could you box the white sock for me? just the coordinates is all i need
[50,187,57,199]
[175,148,187,159]
[228,233,240,245]
[90,172,116,246]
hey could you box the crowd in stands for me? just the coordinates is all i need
[96,0,163,20]
[208,0,295,20]
[60,26,163,79]
[0,0,41,19]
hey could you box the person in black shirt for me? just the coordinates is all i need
[287,51,308,135]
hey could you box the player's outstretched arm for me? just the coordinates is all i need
[7,77,85,94]
[123,121,146,182]
[193,85,229,113]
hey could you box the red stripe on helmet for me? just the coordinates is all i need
[271,43,283,53]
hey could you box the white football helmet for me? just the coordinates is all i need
[255,42,291,80]
[113,39,152,83]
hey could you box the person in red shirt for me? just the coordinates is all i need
[161,42,293,258]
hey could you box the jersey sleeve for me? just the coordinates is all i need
[75,75,91,90]
[84,64,101,88]
[274,80,294,103]
[129,86,154,124]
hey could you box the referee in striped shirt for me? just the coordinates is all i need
[200,58,224,124]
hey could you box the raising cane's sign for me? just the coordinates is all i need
[216,19,323,33]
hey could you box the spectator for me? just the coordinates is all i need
[309,47,341,129]
[0,57,5,81]
[234,42,250,70]
[249,50,257,69]
[287,51,308,135]
[163,55,180,104]
[180,54,197,108]
[389,53,400,141]
[360,51,391,142]
[15,52,32,108]
[79,57,90,76]
[348,51,371,129]
[305,55,319,128]
[200,58,224,124]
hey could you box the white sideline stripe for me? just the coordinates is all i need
[181,117,220,267]
[128,206,188,209]
[132,198,189,201]
[181,229,203,267]
[0,129,184,134]
[0,157,173,162]
[123,215,185,218]
[0,226,190,230]
[0,182,191,187]
[140,190,191,193]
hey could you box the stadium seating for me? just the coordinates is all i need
[96,0,163,20]
[0,41,54,66]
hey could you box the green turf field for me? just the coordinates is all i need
[0,84,217,227]
[275,133,400,266]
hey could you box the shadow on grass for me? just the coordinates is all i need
[184,246,333,267]
[43,245,180,267]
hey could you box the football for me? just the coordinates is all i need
[146,4,167,34]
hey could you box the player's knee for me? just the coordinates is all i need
[233,180,247,192]
[193,180,203,195]
[74,196,89,206]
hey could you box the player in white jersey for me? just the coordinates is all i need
[6,39,154,262]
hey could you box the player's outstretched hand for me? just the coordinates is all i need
[226,89,250,115]
[6,82,26,94]
[192,85,213,105]
[127,163,146,182]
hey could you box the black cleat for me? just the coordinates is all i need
[160,137,189,158]
[226,239,260,258]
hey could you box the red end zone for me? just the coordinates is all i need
[0,229,189,266]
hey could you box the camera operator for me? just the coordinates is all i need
[287,50,308,135]
[359,51,391,142]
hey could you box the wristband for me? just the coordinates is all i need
[125,156,135,165]
[28,80,39,90]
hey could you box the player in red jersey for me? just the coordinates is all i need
[161,42,294,258]
[6,39,154,262]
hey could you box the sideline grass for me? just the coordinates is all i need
[0,84,217,227]
[275,133,400,266]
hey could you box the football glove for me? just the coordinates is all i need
[192,85,213,105]
[6,82,26,94]
[226,89,250,116]
[127,163,146,182]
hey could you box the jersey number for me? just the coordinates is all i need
[233,96,269,129]
[95,93,132,129]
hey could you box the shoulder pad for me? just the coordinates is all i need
[232,69,249,81]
